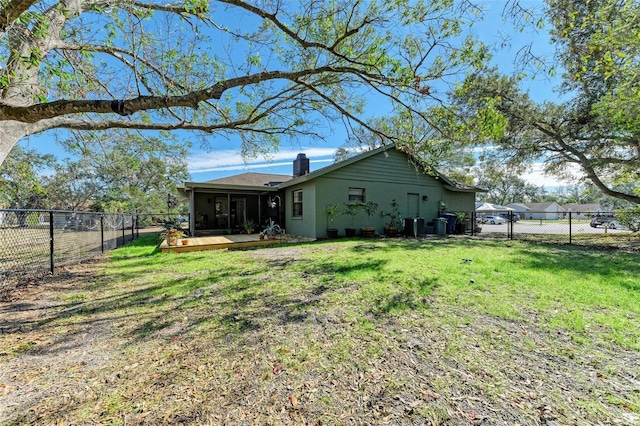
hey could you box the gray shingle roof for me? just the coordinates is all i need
[561,203,603,212]
[206,172,293,187]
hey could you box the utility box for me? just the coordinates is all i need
[404,217,424,237]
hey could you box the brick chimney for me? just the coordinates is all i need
[293,153,310,177]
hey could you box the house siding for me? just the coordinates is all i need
[302,150,475,238]
[524,203,565,220]
[284,181,317,237]
[185,147,479,239]
[442,193,475,213]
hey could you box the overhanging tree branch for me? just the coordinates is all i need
[0,0,38,32]
[1,0,490,168]
[0,66,390,122]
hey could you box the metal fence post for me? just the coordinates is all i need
[49,211,54,274]
[509,214,513,240]
[121,214,125,247]
[569,211,572,245]
[471,211,475,236]
[100,215,105,253]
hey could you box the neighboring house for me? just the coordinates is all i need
[476,202,514,212]
[561,203,604,218]
[506,203,530,219]
[180,146,484,238]
[522,202,565,220]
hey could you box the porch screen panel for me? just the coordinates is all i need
[214,197,229,229]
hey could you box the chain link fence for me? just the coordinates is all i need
[3,207,638,298]
[0,209,153,295]
[457,210,640,250]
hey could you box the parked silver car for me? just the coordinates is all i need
[483,215,506,225]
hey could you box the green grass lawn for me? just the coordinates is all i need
[1,236,639,425]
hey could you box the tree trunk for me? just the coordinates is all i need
[0,121,31,165]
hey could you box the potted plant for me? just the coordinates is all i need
[263,219,281,239]
[382,199,402,237]
[243,218,256,234]
[342,202,362,237]
[159,218,186,246]
[453,212,470,234]
[360,201,378,238]
[324,203,341,239]
[166,228,185,245]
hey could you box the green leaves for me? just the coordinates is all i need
[0,146,54,209]
[48,130,190,213]
[441,0,640,206]
[1,0,494,171]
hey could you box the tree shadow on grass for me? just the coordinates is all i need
[301,257,388,277]
[516,246,640,292]
[5,238,526,358]
[1,259,246,349]
[370,277,440,317]
[3,248,338,357]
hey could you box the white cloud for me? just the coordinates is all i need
[186,147,338,174]
[522,162,584,187]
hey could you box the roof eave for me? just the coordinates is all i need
[181,182,280,192]
[444,184,486,193]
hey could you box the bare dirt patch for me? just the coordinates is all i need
[1,249,639,425]
[0,260,121,422]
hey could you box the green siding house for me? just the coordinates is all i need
[181,146,481,238]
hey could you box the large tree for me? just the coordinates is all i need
[43,158,102,210]
[475,159,546,205]
[0,0,489,166]
[48,131,190,213]
[549,182,638,210]
[0,145,53,209]
[452,0,640,205]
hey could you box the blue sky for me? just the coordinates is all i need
[180,0,567,186]
[18,0,571,187]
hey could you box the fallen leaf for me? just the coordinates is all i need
[163,409,175,422]
[135,412,150,420]
[288,395,300,408]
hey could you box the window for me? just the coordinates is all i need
[348,187,365,203]
[292,189,303,217]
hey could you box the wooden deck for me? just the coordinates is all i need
[159,234,285,253]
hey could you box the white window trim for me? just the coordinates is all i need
[292,189,303,217]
